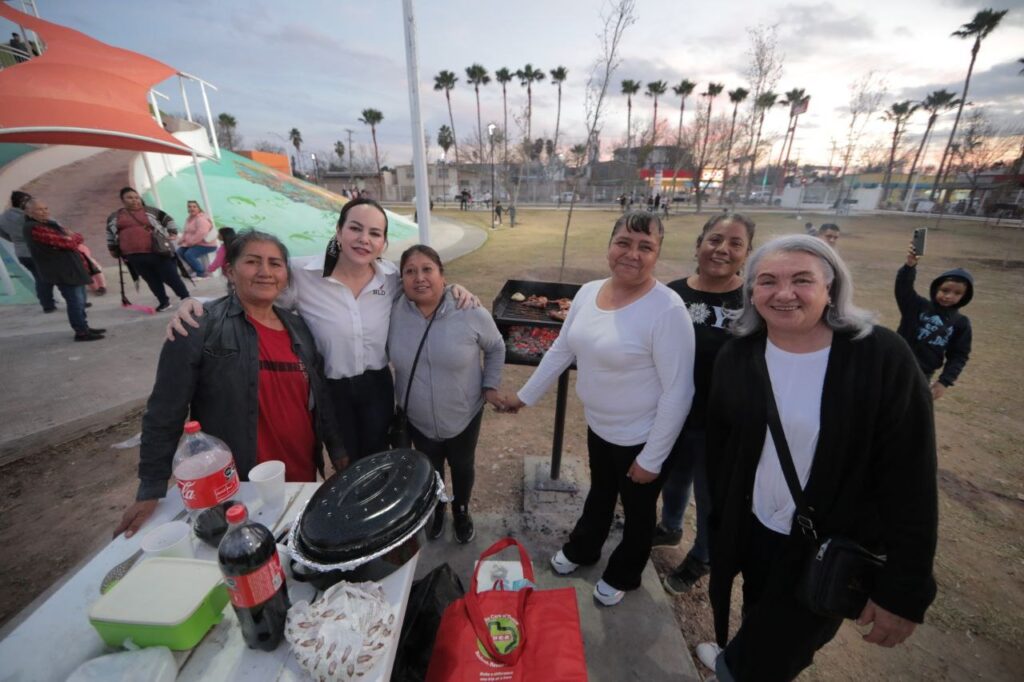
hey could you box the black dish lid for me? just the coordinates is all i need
[296,449,437,564]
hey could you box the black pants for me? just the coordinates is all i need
[327,367,394,461]
[718,517,843,682]
[409,410,483,508]
[561,428,667,591]
[19,256,55,310]
[125,253,189,306]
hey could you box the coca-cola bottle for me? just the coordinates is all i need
[218,503,290,651]
[172,421,239,524]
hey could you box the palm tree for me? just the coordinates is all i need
[621,79,641,167]
[645,80,668,145]
[694,83,724,211]
[746,91,778,197]
[288,128,303,174]
[671,79,696,150]
[549,66,568,156]
[931,8,1008,201]
[334,140,345,168]
[495,67,513,163]
[902,90,960,202]
[880,100,920,205]
[217,113,237,150]
[433,70,460,164]
[719,87,749,203]
[358,109,384,185]
[465,63,490,162]
[437,125,454,159]
[515,64,546,146]
[770,88,808,201]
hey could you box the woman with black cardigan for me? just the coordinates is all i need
[698,235,937,682]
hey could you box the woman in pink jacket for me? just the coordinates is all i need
[176,200,217,277]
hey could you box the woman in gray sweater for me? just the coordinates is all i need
[388,245,505,544]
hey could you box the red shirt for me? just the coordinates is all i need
[251,316,317,482]
[116,209,154,255]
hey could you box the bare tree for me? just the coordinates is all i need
[836,70,887,209]
[741,24,784,196]
[559,0,637,278]
[948,108,1022,212]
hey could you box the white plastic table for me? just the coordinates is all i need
[0,482,419,682]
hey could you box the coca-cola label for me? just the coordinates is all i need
[176,463,239,510]
[224,553,285,608]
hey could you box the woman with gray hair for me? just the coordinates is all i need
[698,235,938,681]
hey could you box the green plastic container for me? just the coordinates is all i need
[89,558,229,650]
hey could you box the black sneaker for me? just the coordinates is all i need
[651,523,683,547]
[88,327,107,335]
[155,302,172,312]
[426,502,446,540]
[663,555,710,595]
[453,505,475,544]
[74,330,105,342]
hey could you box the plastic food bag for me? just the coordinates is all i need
[65,647,175,682]
[285,581,396,680]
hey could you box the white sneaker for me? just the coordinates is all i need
[695,642,722,671]
[593,579,625,606]
[549,550,579,575]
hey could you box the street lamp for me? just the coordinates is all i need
[487,123,496,229]
[310,153,318,185]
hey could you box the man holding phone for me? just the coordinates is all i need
[894,232,975,400]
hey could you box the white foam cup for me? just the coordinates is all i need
[141,520,194,559]
[249,460,286,508]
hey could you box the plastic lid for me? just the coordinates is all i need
[183,421,201,434]
[225,504,247,524]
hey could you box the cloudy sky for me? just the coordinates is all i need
[17,0,1024,168]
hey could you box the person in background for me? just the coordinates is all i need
[0,190,57,312]
[389,245,505,544]
[816,223,840,248]
[8,32,29,62]
[895,243,974,401]
[106,187,189,312]
[505,211,696,608]
[655,213,755,597]
[113,230,343,538]
[698,235,937,681]
[177,200,218,277]
[206,226,237,276]
[494,200,503,226]
[22,199,104,341]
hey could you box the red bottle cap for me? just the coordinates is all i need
[225,504,248,524]
[184,421,201,434]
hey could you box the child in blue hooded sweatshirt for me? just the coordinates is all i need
[895,241,974,400]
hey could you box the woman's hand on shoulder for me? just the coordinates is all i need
[113,499,159,538]
[165,298,205,341]
[627,460,658,484]
[450,284,480,310]
[857,599,917,648]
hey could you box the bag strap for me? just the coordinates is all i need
[469,537,536,592]
[401,299,440,414]
[462,538,535,666]
[759,350,819,541]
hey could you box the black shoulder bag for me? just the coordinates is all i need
[763,369,886,620]
[388,303,439,449]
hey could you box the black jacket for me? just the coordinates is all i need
[706,327,937,646]
[137,294,344,500]
[22,218,91,286]
[895,265,973,386]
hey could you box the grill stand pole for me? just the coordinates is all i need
[550,370,570,479]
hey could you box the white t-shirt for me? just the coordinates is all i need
[287,255,398,379]
[752,339,831,534]
[518,279,695,473]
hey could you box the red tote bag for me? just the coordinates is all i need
[425,538,588,682]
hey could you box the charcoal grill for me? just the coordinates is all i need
[493,279,581,481]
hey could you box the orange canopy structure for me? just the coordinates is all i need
[0,4,195,155]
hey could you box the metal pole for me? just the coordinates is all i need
[191,151,215,226]
[197,81,220,159]
[177,76,193,122]
[149,91,164,128]
[141,154,163,209]
[550,371,571,480]
[401,0,431,244]
[345,129,354,177]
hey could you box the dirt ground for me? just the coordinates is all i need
[1,207,1022,680]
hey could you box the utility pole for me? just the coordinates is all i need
[402,0,431,243]
[344,128,354,187]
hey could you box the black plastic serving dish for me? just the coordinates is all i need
[290,449,437,589]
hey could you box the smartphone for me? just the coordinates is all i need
[912,227,927,257]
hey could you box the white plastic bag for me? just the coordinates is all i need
[65,647,175,682]
[285,581,396,680]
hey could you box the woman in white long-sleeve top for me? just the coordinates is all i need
[506,211,696,607]
[389,245,506,545]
